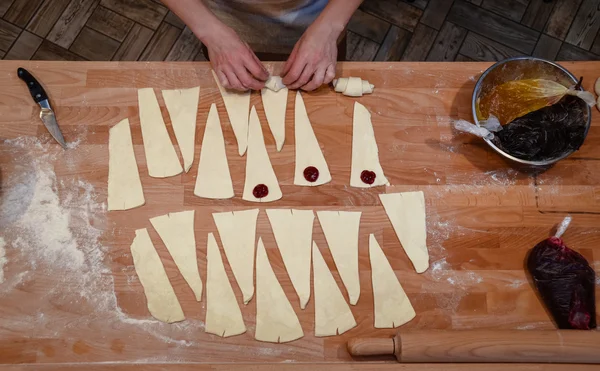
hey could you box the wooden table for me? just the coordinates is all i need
[0,61,599,370]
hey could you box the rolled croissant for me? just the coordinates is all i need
[333,77,375,97]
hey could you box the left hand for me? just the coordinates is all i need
[282,22,339,91]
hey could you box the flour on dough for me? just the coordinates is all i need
[108,118,145,211]
[194,103,234,199]
[261,78,288,151]
[212,209,260,304]
[369,234,415,328]
[255,238,304,343]
[265,76,287,92]
[212,70,250,156]
[266,209,314,309]
[130,228,185,323]
[316,211,362,305]
[205,232,247,337]
[162,87,200,172]
[312,242,357,337]
[137,88,183,178]
[150,210,203,301]
[379,191,429,273]
[351,102,389,188]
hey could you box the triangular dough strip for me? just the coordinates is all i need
[108,118,145,211]
[350,102,389,188]
[294,91,332,186]
[312,242,357,337]
[194,103,234,199]
[379,191,429,273]
[369,234,415,328]
[150,210,203,301]
[261,78,288,151]
[255,238,304,343]
[162,87,200,172]
[212,70,250,156]
[265,209,314,309]
[130,228,185,323]
[242,106,282,203]
[212,209,259,304]
[316,211,362,305]
[205,232,247,337]
[137,88,183,178]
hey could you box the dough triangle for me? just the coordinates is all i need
[379,191,429,273]
[261,81,288,151]
[205,232,247,337]
[265,209,314,309]
[212,70,250,156]
[255,238,304,343]
[312,242,357,337]
[294,91,332,186]
[242,106,282,203]
[316,211,361,305]
[150,210,203,301]
[137,88,183,178]
[369,234,415,328]
[130,228,185,323]
[162,87,200,173]
[194,103,234,199]
[212,209,259,304]
[350,102,389,188]
[108,118,145,211]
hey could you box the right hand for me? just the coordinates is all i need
[204,25,269,91]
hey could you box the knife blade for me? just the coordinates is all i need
[17,67,67,149]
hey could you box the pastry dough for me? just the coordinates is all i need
[137,88,183,178]
[265,209,314,309]
[312,242,357,337]
[379,191,429,273]
[316,211,362,305]
[261,77,288,151]
[294,91,332,186]
[162,87,200,172]
[150,210,203,301]
[255,238,304,343]
[205,232,247,337]
[351,102,389,188]
[264,76,286,92]
[333,77,374,97]
[108,118,145,211]
[194,103,234,199]
[212,209,259,304]
[130,228,185,323]
[242,106,283,203]
[369,234,415,328]
[212,70,250,156]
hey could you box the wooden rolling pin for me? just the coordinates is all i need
[347,330,600,364]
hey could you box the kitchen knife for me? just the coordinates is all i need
[17,67,67,149]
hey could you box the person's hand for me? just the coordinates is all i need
[282,22,338,91]
[204,25,269,91]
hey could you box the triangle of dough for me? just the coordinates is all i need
[242,106,282,203]
[108,118,145,211]
[194,103,234,199]
[350,102,389,188]
[162,87,200,173]
[137,88,183,178]
[261,81,287,151]
[205,232,247,337]
[212,70,250,156]
[265,209,314,309]
[312,242,357,337]
[212,209,259,304]
[369,234,415,328]
[294,91,332,186]
[149,210,203,301]
[130,228,185,323]
[379,191,429,273]
[255,238,304,343]
[316,211,361,305]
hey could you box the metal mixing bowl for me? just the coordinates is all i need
[471,57,592,166]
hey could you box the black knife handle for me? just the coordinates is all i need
[17,67,48,103]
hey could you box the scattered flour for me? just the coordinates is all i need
[0,237,6,283]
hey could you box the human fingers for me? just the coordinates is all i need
[222,66,246,91]
[216,69,231,89]
[301,66,326,91]
[282,44,300,77]
[287,63,314,90]
[245,47,269,81]
[323,64,336,85]
[233,61,264,90]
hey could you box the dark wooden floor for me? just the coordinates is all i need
[0,0,599,62]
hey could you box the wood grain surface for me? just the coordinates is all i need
[0,61,599,370]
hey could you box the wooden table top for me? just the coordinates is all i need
[0,61,599,371]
